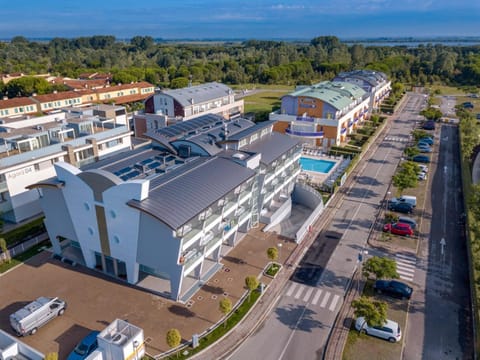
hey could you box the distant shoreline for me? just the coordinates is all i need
[1,36,480,47]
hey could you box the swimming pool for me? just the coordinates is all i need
[299,157,336,173]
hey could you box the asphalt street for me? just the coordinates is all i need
[403,122,473,359]
[229,93,426,360]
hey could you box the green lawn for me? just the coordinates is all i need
[0,240,50,273]
[243,90,291,114]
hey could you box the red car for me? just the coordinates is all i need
[383,222,414,236]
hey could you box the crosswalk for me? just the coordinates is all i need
[384,136,411,143]
[395,254,417,282]
[285,283,342,312]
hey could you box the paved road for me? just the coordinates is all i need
[229,93,426,360]
[404,123,473,359]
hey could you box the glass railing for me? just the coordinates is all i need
[183,251,203,269]
[181,227,202,243]
[204,213,221,230]
[286,128,324,137]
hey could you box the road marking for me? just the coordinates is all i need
[286,282,297,297]
[320,292,331,308]
[294,285,304,299]
[396,253,416,262]
[395,255,417,282]
[329,294,340,312]
[311,289,322,305]
[303,287,314,302]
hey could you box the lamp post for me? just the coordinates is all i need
[278,243,283,263]
[386,191,391,213]
[133,340,139,360]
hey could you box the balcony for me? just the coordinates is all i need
[295,116,315,122]
[286,128,324,138]
[204,213,221,232]
[348,121,354,128]
[341,128,347,134]
[183,250,203,270]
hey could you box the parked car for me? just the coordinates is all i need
[412,155,430,163]
[397,216,417,230]
[417,164,428,173]
[383,222,414,236]
[418,137,434,145]
[355,317,402,343]
[67,331,100,360]
[390,195,417,207]
[417,140,432,148]
[463,101,474,109]
[418,172,427,180]
[423,120,435,130]
[417,145,432,153]
[388,202,414,214]
[374,279,413,300]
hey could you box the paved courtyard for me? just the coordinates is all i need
[0,225,297,358]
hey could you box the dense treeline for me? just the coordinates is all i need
[1,35,480,96]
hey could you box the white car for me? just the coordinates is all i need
[418,164,428,173]
[418,172,427,181]
[355,317,402,343]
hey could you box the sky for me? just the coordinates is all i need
[1,0,480,40]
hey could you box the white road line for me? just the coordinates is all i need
[320,292,331,308]
[397,268,415,277]
[286,282,297,297]
[294,285,304,299]
[397,262,416,270]
[329,294,340,312]
[311,289,322,305]
[303,287,314,302]
[396,254,416,262]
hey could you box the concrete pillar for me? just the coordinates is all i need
[126,261,139,284]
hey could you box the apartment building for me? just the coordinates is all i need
[333,70,391,110]
[0,82,155,119]
[270,81,370,149]
[32,115,301,302]
[142,81,243,122]
[0,109,132,223]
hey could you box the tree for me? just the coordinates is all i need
[44,353,58,360]
[245,275,259,301]
[420,107,443,120]
[166,328,182,357]
[267,247,278,262]
[0,238,9,264]
[392,161,418,195]
[352,296,388,328]
[170,77,189,89]
[219,298,232,328]
[362,256,399,280]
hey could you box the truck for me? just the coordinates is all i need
[9,297,67,336]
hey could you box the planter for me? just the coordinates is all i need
[264,261,282,278]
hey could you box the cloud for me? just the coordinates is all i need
[271,4,306,10]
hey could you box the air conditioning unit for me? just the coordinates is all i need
[111,332,127,345]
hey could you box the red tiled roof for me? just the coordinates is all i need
[95,81,154,93]
[100,93,151,105]
[32,91,84,103]
[0,97,37,110]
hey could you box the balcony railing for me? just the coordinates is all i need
[341,128,347,134]
[286,128,324,137]
[295,116,315,122]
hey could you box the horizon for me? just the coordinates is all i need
[2,1,480,39]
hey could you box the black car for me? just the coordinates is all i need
[374,280,413,300]
[388,202,413,214]
[422,120,435,130]
[411,155,430,163]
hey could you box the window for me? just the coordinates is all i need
[0,191,8,203]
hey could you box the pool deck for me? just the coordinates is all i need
[299,151,342,184]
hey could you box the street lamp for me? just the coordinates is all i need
[386,191,391,212]
[278,243,283,263]
[133,340,139,360]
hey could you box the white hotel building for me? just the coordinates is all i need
[0,106,132,223]
[32,114,302,302]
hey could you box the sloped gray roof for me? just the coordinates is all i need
[161,82,233,107]
[226,120,276,141]
[244,131,300,165]
[127,156,256,229]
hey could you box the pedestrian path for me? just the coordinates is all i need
[395,253,416,282]
[285,282,342,312]
[384,136,410,143]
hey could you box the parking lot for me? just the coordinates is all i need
[0,225,296,358]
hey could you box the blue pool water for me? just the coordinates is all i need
[299,157,336,173]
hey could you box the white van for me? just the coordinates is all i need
[390,195,417,208]
[10,297,67,336]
